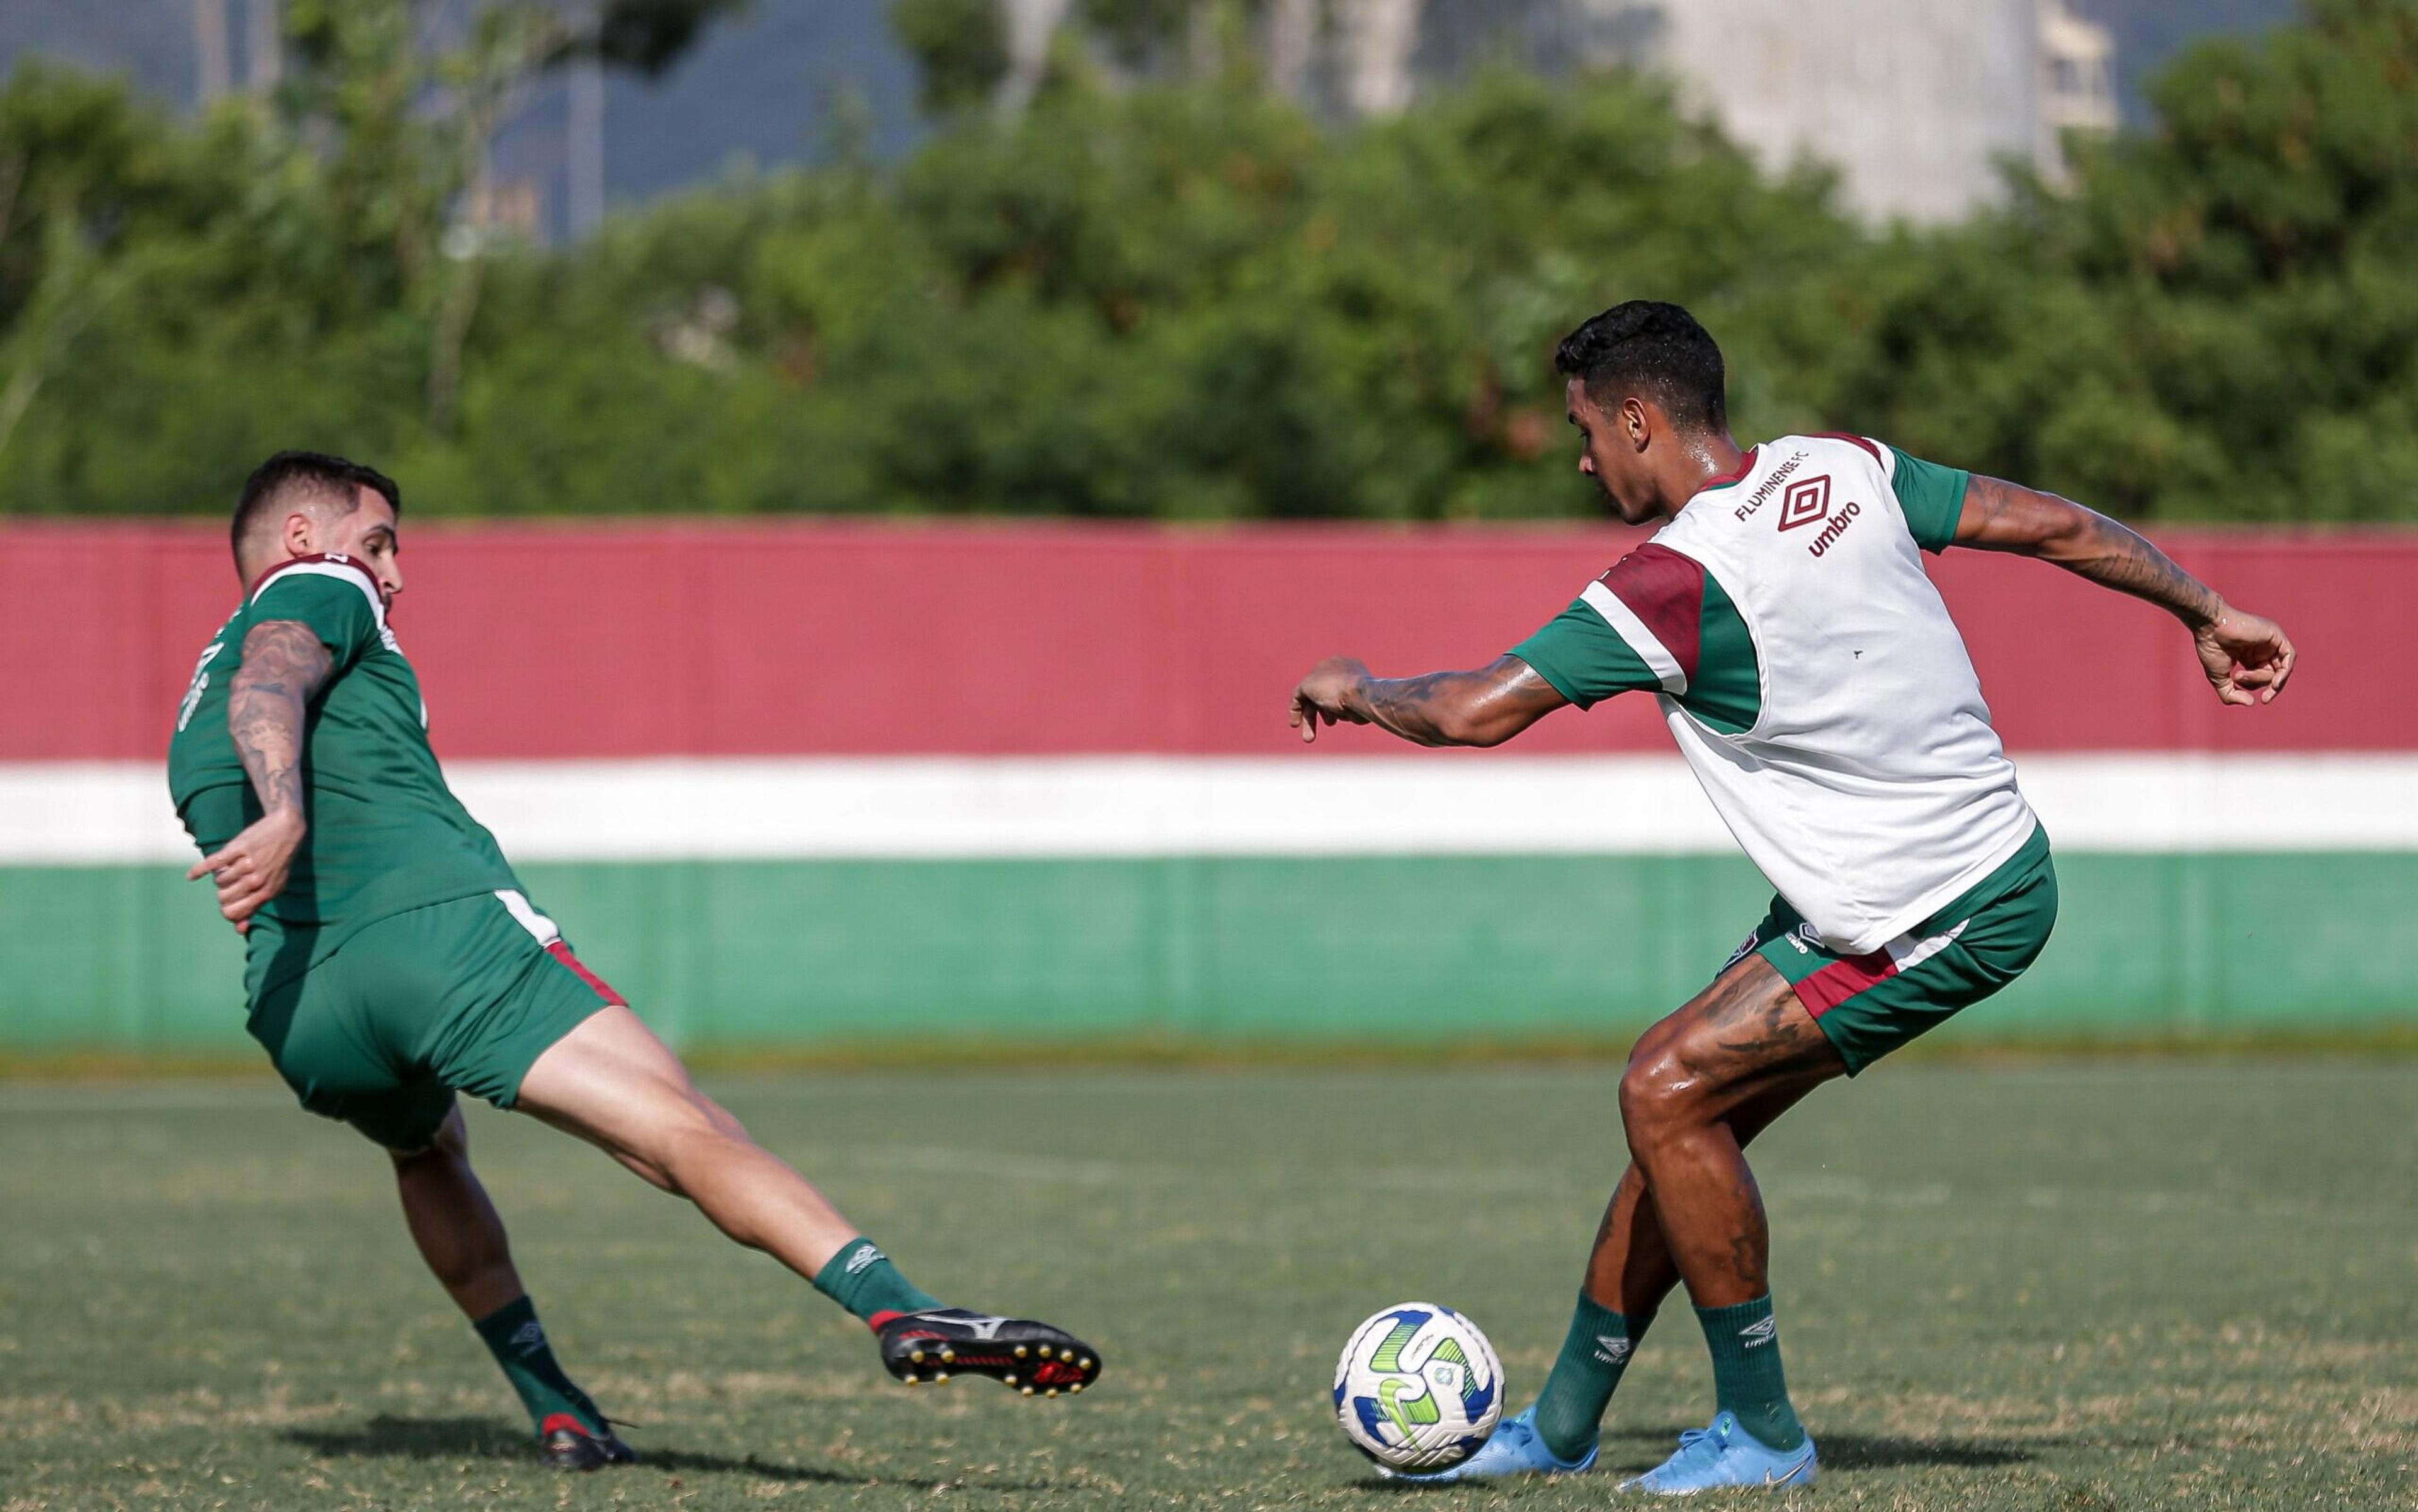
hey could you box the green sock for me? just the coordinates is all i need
[813,1237,942,1325]
[1533,1290,1649,1462]
[472,1296,606,1436]
[1693,1294,1805,1452]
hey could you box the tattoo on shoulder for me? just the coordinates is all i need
[229,621,333,816]
[239,619,334,691]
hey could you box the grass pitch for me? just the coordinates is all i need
[3,1063,2413,1510]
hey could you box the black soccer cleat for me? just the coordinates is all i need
[873,1308,1103,1397]
[540,1413,639,1471]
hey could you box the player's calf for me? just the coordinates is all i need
[519,1010,1106,1398]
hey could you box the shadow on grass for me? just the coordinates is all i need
[1368,1426,2038,1491]
[281,1415,1054,1489]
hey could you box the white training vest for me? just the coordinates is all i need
[1651,435,2039,954]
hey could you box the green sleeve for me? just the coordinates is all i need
[1888,446,1972,553]
[1509,598,1663,710]
[248,572,381,674]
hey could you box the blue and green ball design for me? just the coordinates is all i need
[1332,1303,1504,1472]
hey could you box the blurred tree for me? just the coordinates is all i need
[2,0,2414,523]
[888,0,1011,111]
[1812,0,2418,520]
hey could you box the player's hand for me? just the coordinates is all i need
[1290,656,1371,744]
[187,808,307,935]
[2194,606,2295,707]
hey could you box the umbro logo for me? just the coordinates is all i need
[1776,475,1832,531]
[1740,1316,1779,1348]
[510,1321,547,1356]
[1593,1336,1632,1365]
[844,1242,884,1275]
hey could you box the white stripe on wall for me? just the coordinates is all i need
[6,754,2415,866]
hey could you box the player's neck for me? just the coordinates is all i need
[1648,431,1747,518]
[237,545,312,598]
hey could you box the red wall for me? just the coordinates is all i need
[1,521,2399,760]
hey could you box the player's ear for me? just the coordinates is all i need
[282,509,315,559]
[1621,396,1652,449]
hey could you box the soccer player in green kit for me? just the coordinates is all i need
[169,452,1100,1470]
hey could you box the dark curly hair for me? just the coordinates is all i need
[1553,300,1728,435]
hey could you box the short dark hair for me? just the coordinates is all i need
[1553,300,1728,434]
[231,450,401,564]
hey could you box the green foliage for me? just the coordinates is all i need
[1815,0,2418,520]
[3,0,2415,520]
[890,0,1013,112]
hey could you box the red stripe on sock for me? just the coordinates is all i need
[546,941,628,1006]
[867,1309,905,1333]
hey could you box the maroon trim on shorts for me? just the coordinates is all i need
[1791,949,1900,1016]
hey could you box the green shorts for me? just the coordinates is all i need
[244,889,624,1151]
[1737,826,2058,1076]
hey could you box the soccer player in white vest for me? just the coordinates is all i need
[1287,300,2295,1494]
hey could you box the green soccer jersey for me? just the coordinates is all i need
[167,554,520,989]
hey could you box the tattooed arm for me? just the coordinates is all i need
[1953,475,2296,707]
[1289,654,1569,747]
[184,620,335,932]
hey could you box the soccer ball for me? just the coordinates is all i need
[1331,1302,1504,1473]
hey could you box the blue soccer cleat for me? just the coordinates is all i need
[1384,1406,1597,1484]
[1621,1411,1817,1494]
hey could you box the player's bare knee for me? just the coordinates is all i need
[1618,1047,1711,1152]
[620,1088,749,1181]
[691,1090,749,1144]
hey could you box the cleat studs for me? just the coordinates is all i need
[910,1349,926,1364]
[1014,1345,1029,1360]
[934,1372,950,1384]
[1045,1387,1059,1398]
[902,1376,919,1388]
[1069,1383,1085,1394]
[1021,1386,1035,1397]
[1077,1357,1093,1370]
[1003,1375,1017,1386]
[939,1349,955,1364]
[1038,1345,1053,1359]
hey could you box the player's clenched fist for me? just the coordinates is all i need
[2193,606,2295,707]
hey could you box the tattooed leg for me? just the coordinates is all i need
[1613,955,1844,1309]
[1581,1077,1817,1320]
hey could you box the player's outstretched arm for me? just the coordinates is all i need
[187,619,334,931]
[1290,654,1569,747]
[1952,475,2296,707]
